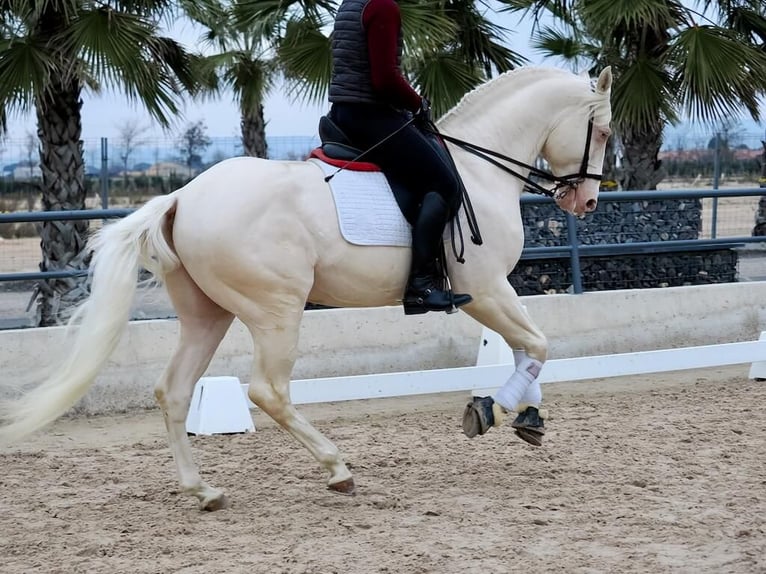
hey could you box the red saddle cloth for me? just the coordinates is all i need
[309,148,381,172]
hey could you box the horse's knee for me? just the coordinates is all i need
[525,333,549,363]
[247,383,288,415]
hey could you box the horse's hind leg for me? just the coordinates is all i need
[154,265,235,510]
[243,313,355,494]
[462,279,548,444]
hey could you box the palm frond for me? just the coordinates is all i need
[611,54,678,129]
[409,52,484,118]
[64,7,154,85]
[0,34,54,114]
[669,25,766,123]
[64,6,197,126]
[533,25,597,64]
[232,0,299,36]
[224,53,274,112]
[446,2,526,73]
[579,0,685,40]
[495,0,579,30]
[398,1,457,56]
[722,5,766,44]
[278,16,332,104]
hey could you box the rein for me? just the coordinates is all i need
[423,118,602,264]
[425,119,602,200]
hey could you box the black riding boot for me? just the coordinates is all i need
[403,192,472,315]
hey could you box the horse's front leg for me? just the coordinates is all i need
[462,279,549,445]
[245,319,355,495]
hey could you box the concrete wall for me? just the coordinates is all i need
[1,282,764,414]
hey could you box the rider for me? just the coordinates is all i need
[326,0,472,315]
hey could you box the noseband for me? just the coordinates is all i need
[427,118,603,200]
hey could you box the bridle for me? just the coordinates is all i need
[422,116,603,261]
[425,117,602,201]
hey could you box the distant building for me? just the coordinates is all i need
[135,161,188,178]
[1,162,42,181]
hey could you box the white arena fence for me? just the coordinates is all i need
[1,282,764,420]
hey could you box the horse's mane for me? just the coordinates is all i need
[440,66,611,126]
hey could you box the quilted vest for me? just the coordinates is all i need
[329,0,404,105]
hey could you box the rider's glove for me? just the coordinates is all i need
[415,97,432,127]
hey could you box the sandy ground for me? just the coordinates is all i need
[1,367,764,574]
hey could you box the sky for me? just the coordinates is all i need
[2,2,764,145]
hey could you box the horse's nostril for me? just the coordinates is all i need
[586,199,597,212]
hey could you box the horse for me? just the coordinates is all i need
[0,66,613,510]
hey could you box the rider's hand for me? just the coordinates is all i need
[415,97,432,127]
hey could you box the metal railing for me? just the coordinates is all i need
[1,188,765,293]
[518,187,766,292]
[0,209,132,282]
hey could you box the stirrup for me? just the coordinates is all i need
[402,288,472,315]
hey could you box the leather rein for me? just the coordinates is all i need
[422,118,602,262]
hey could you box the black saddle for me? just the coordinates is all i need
[318,116,365,162]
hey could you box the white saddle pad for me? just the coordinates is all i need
[310,158,412,247]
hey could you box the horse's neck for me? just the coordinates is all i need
[438,70,557,209]
[437,70,566,193]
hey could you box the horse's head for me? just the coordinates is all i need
[541,67,613,216]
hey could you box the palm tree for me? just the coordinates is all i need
[0,0,215,325]
[401,0,528,116]
[499,0,766,190]
[196,0,527,157]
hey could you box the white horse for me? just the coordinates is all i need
[0,66,612,510]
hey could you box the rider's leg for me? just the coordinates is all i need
[402,191,472,314]
[329,105,473,311]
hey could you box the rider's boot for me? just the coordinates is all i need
[403,191,472,315]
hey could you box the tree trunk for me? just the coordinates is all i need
[241,104,268,158]
[600,135,620,190]
[34,78,90,326]
[619,121,666,191]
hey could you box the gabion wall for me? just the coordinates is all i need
[508,197,739,295]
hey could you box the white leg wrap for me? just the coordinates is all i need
[513,350,543,407]
[519,380,542,407]
[494,352,542,413]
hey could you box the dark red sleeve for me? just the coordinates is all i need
[363,0,422,112]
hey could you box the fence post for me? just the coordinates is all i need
[566,212,583,294]
[711,133,720,239]
[100,137,109,209]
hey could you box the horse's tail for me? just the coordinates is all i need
[0,193,180,443]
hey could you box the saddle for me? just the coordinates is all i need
[312,115,419,223]
[316,115,366,163]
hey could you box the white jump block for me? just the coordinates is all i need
[185,376,255,436]
[748,331,766,380]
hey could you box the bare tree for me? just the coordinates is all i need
[178,120,211,179]
[116,119,150,199]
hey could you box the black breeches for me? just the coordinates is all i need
[328,103,462,215]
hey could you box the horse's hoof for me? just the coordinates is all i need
[462,396,498,438]
[514,428,543,446]
[328,477,357,496]
[512,406,545,446]
[201,493,230,512]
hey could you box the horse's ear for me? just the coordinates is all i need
[596,66,613,94]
